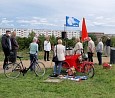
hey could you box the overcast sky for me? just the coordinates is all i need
[0,0,115,34]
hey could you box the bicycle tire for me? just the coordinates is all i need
[34,62,46,77]
[84,64,94,78]
[4,63,21,79]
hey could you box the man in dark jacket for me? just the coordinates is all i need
[1,30,11,69]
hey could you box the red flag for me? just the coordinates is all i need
[81,18,88,42]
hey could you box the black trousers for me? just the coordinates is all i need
[3,49,10,69]
[44,51,49,61]
[97,52,102,65]
[88,52,93,62]
[12,50,17,63]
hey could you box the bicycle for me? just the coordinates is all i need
[4,53,46,78]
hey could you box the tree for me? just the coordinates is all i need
[28,31,35,38]
[111,36,115,47]
[89,34,97,45]
[101,36,107,45]
[38,34,45,51]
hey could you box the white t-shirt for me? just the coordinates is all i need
[44,40,51,51]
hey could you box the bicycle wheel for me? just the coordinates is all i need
[34,62,46,76]
[4,63,21,78]
[84,64,94,78]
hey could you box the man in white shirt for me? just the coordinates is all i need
[96,38,103,65]
[87,37,95,62]
[44,36,51,61]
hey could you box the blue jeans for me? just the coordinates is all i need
[54,61,63,75]
[30,54,37,70]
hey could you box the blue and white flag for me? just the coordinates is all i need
[66,16,80,27]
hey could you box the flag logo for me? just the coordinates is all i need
[66,16,80,27]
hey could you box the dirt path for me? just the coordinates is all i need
[0,57,110,73]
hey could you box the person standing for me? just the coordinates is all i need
[73,38,83,54]
[96,38,104,65]
[87,37,95,62]
[44,36,51,61]
[29,37,38,71]
[105,37,111,57]
[51,39,65,77]
[10,31,19,63]
[1,30,12,69]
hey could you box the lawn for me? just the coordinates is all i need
[0,51,53,61]
[0,65,115,98]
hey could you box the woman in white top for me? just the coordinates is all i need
[52,39,65,76]
[44,36,51,61]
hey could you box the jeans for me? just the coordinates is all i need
[53,61,62,75]
[30,54,37,70]
[97,52,102,65]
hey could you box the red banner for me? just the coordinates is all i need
[81,18,88,42]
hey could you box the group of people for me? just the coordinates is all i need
[1,30,111,77]
[1,30,38,71]
[50,37,111,77]
[1,30,19,69]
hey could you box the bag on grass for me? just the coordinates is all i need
[103,62,112,69]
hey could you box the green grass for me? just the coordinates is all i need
[0,51,53,61]
[0,65,115,98]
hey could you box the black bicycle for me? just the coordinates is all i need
[4,53,46,78]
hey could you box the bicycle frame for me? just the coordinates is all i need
[17,54,38,75]
[4,53,46,78]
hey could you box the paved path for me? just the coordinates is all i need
[0,57,110,73]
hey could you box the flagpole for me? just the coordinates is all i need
[63,24,67,50]
[64,24,66,31]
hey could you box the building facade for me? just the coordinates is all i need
[0,28,80,39]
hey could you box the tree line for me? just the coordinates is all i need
[0,31,115,52]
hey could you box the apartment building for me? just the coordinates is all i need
[0,28,80,39]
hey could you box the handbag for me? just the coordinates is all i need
[52,45,59,62]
